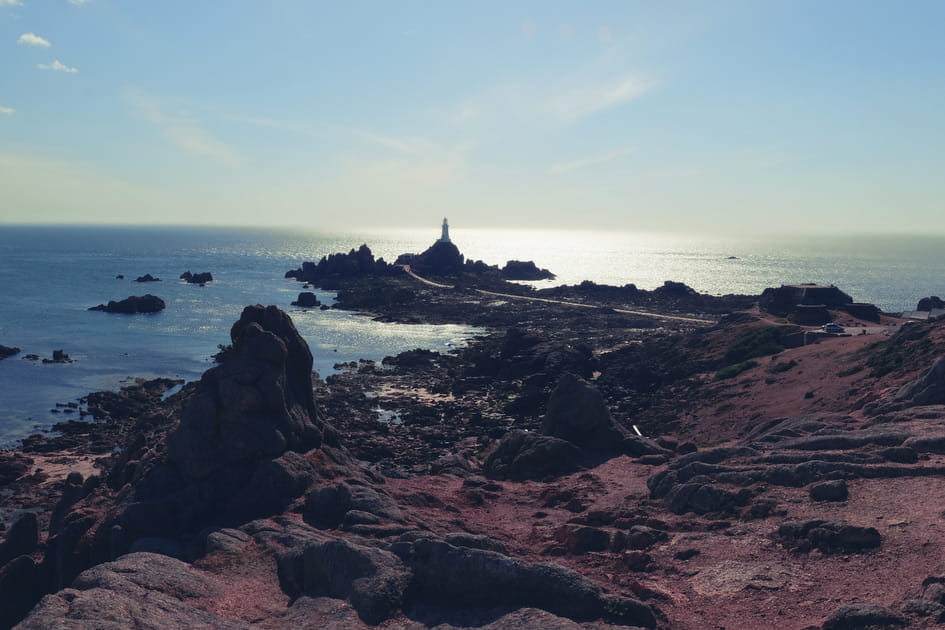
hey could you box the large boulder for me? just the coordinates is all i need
[112,305,343,542]
[483,430,582,481]
[397,537,657,627]
[542,373,665,457]
[299,538,411,625]
[543,374,620,449]
[15,553,238,630]
[166,305,325,481]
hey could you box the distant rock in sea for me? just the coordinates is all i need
[292,291,321,308]
[41,349,73,364]
[134,274,161,283]
[0,345,20,360]
[180,271,213,284]
[89,295,166,314]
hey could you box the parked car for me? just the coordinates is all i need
[821,322,845,333]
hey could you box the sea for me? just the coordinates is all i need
[2,224,944,447]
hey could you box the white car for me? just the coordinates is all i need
[821,323,845,333]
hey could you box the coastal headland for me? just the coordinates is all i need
[3,236,945,629]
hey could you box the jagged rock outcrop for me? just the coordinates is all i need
[27,306,359,609]
[0,344,19,360]
[134,274,161,283]
[409,240,465,276]
[89,295,166,314]
[128,305,335,534]
[285,245,398,288]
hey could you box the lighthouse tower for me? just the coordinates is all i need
[439,217,451,243]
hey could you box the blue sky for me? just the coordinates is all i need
[1,1,943,234]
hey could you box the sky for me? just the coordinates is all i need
[1,1,943,235]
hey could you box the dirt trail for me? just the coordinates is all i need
[401,265,715,325]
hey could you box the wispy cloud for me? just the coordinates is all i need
[0,0,23,7]
[126,89,243,164]
[349,128,471,190]
[441,71,654,131]
[547,74,652,122]
[68,0,92,5]
[550,145,635,174]
[18,32,51,47]
[38,59,78,73]
[0,106,14,115]
[356,130,440,158]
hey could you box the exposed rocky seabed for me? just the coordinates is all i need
[3,242,945,629]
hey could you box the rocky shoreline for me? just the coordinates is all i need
[4,244,945,628]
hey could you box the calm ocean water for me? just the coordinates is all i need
[1,224,944,446]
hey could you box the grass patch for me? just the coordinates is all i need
[715,360,759,380]
[769,359,798,374]
[725,325,799,363]
[866,338,933,377]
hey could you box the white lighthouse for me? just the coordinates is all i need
[439,217,451,243]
